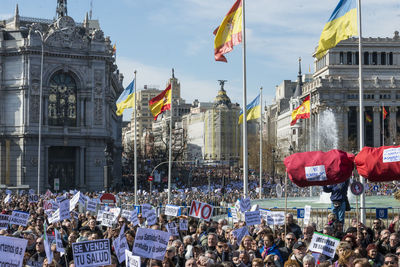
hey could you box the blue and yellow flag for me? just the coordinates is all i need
[315,0,357,59]
[116,80,135,116]
[238,94,261,124]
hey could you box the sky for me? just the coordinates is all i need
[1,0,399,121]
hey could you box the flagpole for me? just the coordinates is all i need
[309,91,312,198]
[242,0,248,198]
[358,0,366,224]
[259,87,263,199]
[168,69,174,204]
[134,70,138,205]
[382,103,384,146]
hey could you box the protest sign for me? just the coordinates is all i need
[304,205,311,225]
[28,194,39,203]
[55,229,65,254]
[72,239,111,267]
[60,199,71,221]
[86,199,97,212]
[0,236,27,267]
[164,205,180,217]
[141,204,152,218]
[132,228,171,260]
[0,214,9,229]
[4,194,11,204]
[166,222,179,236]
[113,224,128,263]
[121,210,139,226]
[232,226,249,245]
[48,209,60,224]
[179,219,188,231]
[240,197,251,213]
[309,232,340,258]
[266,211,285,225]
[10,210,29,226]
[101,211,117,227]
[189,200,213,221]
[231,208,239,223]
[146,209,157,226]
[70,192,85,211]
[245,210,261,226]
[126,250,141,267]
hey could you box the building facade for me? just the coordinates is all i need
[0,4,124,191]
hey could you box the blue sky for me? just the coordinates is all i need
[2,0,399,121]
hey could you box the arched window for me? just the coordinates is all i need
[48,71,77,126]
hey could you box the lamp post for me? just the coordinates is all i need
[34,29,44,195]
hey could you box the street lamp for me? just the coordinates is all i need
[34,29,44,195]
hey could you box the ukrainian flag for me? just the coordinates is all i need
[315,0,357,59]
[238,94,261,124]
[116,80,135,116]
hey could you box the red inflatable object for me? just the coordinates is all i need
[284,149,355,187]
[355,146,400,182]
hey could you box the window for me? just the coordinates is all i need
[340,52,344,64]
[381,52,386,65]
[347,52,352,65]
[355,52,359,65]
[364,52,369,65]
[372,52,377,65]
[389,52,393,65]
[48,71,77,126]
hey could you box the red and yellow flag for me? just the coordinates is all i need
[366,113,372,123]
[290,96,310,126]
[213,0,242,62]
[383,106,388,119]
[149,84,172,120]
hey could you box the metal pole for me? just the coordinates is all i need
[168,72,174,204]
[134,71,138,205]
[242,0,248,198]
[382,103,384,146]
[259,88,263,199]
[35,30,44,195]
[358,0,366,224]
[309,91,312,197]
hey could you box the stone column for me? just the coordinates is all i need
[80,98,85,127]
[390,107,397,145]
[373,107,380,146]
[80,147,86,190]
[45,145,49,189]
[43,96,48,126]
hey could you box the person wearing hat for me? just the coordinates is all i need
[285,241,307,267]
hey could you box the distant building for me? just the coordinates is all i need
[0,3,123,191]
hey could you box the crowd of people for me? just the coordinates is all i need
[0,188,400,267]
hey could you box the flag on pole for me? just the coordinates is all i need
[315,0,357,59]
[366,113,372,123]
[112,43,116,55]
[290,96,310,126]
[238,94,261,124]
[213,0,243,62]
[383,106,388,119]
[116,80,135,116]
[149,84,172,120]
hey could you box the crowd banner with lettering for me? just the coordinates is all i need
[179,219,188,231]
[309,232,340,258]
[101,211,117,227]
[55,229,65,254]
[304,205,311,225]
[240,197,251,213]
[141,204,152,218]
[86,199,97,212]
[113,224,128,263]
[0,214,9,229]
[4,194,11,204]
[48,209,60,224]
[245,210,261,226]
[231,208,239,223]
[132,228,170,260]
[10,210,29,227]
[126,250,141,267]
[266,211,285,225]
[60,199,71,221]
[146,209,157,226]
[232,227,249,246]
[28,194,39,203]
[189,200,213,221]
[166,222,179,236]
[72,239,111,267]
[0,236,27,267]
[164,205,180,217]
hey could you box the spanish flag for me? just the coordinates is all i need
[315,0,357,59]
[116,80,135,116]
[213,0,242,62]
[383,106,388,119]
[149,84,172,120]
[290,96,310,126]
[366,113,372,123]
[238,94,260,124]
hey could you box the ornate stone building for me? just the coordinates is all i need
[266,31,400,160]
[0,3,124,191]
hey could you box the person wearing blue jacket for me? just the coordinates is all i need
[323,179,350,223]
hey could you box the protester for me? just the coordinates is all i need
[322,180,350,224]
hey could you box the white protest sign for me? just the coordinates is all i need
[245,210,261,226]
[232,226,249,245]
[259,209,268,221]
[146,209,157,226]
[309,232,340,258]
[72,239,111,267]
[305,165,327,181]
[10,210,29,226]
[383,147,400,163]
[55,229,65,254]
[126,250,141,267]
[304,205,311,225]
[266,211,285,225]
[28,194,39,203]
[70,192,83,211]
[4,194,11,204]
[0,214,9,229]
[240,197,251,213]
[141,204,152,218]
[121,210,138,226]
[48,209,60,224]
[164,205,180,217]
[0,236,27,267]
[87,199,98,212]
[132,228,171,260]
[231,208,239,223]
[101,211,117,227]
[189,200,213,221]
[179,219,188,231]
[44,232,53,263]
[166,222,179,236]
[60,199,71,221]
